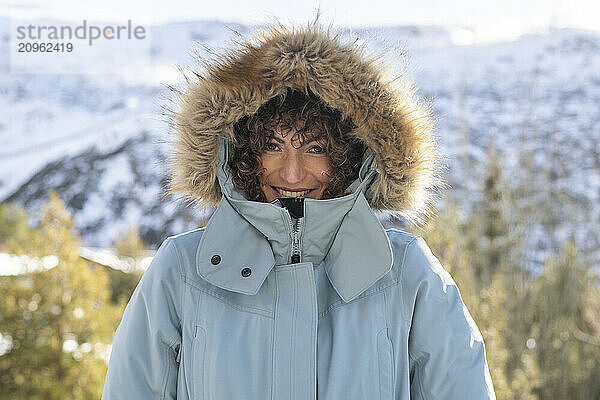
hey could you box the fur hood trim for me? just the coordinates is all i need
[166,22,445,226]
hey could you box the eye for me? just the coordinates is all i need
[308,145,325,154]
[265,142,280,151]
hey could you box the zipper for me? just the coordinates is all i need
[284,209,304,264]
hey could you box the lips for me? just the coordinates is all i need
[272,186,313,198]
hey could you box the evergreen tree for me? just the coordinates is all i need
[417,141,540,399]
[113,225,147,259]
[0,192,120,399]
[480,143,541,396]
[0,202,32,252]
[418,202,535,399]
[533,239,600,400]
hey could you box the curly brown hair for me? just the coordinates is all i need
[229,89,366,202]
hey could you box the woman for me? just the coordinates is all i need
[102,22,496,399]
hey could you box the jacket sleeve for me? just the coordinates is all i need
[404,236,496,400]
[102,237,183,400]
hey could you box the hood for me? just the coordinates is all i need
[166,22,444,227]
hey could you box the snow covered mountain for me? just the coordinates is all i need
[1,18,598,268]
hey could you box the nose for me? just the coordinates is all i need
[279,152,306,185]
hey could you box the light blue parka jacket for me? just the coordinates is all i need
[102,23,496,400]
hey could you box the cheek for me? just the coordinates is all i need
[313,160,332,185]
[259,156,276,179]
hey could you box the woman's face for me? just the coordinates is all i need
[260,127,332,202]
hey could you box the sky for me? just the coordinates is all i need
[2,0,599,43]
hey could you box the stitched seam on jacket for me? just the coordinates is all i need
[272,272,280,400]
[383,289,396,396]
[310,265,318,399]
[376,327,388,400]
[183,276,274,318]
[170,238,185,340]
[292,267,297,400]
[269,293,275,400]
[377,328,384,400]
[399,237,419,323]
[404,236,431,400]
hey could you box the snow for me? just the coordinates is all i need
[0,18,598,268]
[0,253,59,275]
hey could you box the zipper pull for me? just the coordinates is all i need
[290,217,302,264]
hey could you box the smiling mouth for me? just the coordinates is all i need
[272,186,314,198]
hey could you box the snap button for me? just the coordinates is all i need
[211,255,221,265]
[241,267,252,277]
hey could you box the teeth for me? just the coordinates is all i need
[276,188,311,197]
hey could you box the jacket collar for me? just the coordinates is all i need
[195,139,393,303]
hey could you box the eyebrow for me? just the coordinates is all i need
[268,136,319,145]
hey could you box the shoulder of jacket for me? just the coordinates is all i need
[384,228,422,269]
[380,229,418,283]
[386,230,457,302]
[164,227,206,278]
[168,226,206,244]
[385,228,420,247]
